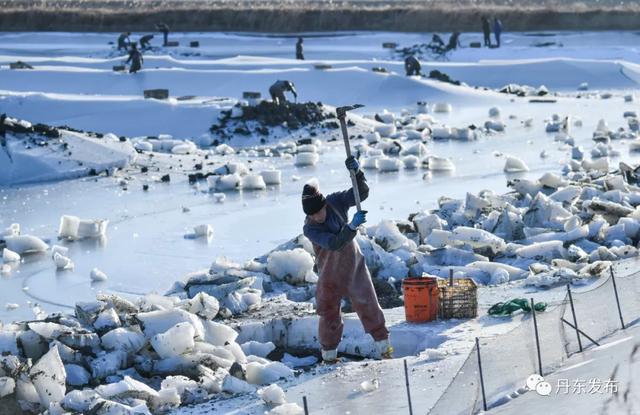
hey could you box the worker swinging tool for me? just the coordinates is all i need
[301,104,392,363]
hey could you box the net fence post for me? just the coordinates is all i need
[303,396,309,415]
[475,337,488,411]
[566,284,583,352]
[403,359,414,415]
[530,298,543,376]
[609,266,626,330]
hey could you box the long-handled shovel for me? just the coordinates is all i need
[336,104,365,211]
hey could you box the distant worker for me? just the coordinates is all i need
[404,55,421,76]
[117,32,131,51]
[269,80,297,105]
[493,17,503,48]
[139,34,154,50]
[447,32,461,51]
[481,16,491,47]
[157,23,170,46]
[431,34,445,49]
[126,43,143,74]
[302,157,392,362]
[296,37,304,60]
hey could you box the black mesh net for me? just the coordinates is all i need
[429,264,640,415]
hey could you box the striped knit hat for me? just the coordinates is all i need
[302,178,326,215]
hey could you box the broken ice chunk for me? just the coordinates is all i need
[212,193,226,203]
[51,244,69,258]
[65,364,90,386]
[281,353,318,368]
[191,224,214,239]
[29,346,66,408]
[427,156,455,171]
[504,156,529,173]
[0,377,15,398]
[58,215,108,240]
[294,152,319,167]
[2,248,20,262]
[201,320,238,346]
[242,174,267,190]
[185,292,220,320]
[266,403,305,415]
[360,379,379,393]
[5,235,48,254]
[0,332,18,355]
[89,350,127,380]
[258,383,286,405]
[266,248,314,285]
[53,252,74,270]
[240,341,275,358]
[151,323,196,359]
[245,361,293,385]
[101,328,146,353]
[222,374,255,394]
[90,268,108,282]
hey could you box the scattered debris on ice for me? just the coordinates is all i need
[359,379,380,393]
[4,235,48,255]
[90,268,108,282]
[53,253,74,270]
[266,248,316,285]
[2,248,20,263]
[258,383,286,405]
[58,215,108,240]
[503,156,530,173]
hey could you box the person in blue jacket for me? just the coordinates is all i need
[302,156,392,362]
[493,17,503,48]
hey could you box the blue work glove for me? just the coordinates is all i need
[345,156,360,172]
[348,210,367,230]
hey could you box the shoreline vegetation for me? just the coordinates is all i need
[2,1,640,32]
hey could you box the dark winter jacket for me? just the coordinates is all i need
[303,171,369,251]
[296,40,304,60]
[117,33,130,49]
[270,80,297,96]
[140,34,154,47]
[494,19,503,35]
[126,49,144,73]
[482,18,491,34]
[404,56,421,75]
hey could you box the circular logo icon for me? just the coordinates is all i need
[536,381,552,396]
[526,374,544,390]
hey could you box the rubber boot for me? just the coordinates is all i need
[375,339,393,359]
[321,349,339,363]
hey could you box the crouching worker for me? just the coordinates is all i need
[139,34,154,49]
[405,55,421,76]
[117,32,131,51]
[269,80,297,105]
[302,156,392,362]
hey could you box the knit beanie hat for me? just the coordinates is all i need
[302,178,326,215]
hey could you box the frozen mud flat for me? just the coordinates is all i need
[2,30,640,414]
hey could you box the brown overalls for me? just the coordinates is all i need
[310,204,389,351]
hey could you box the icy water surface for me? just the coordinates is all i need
[3,98,640,321]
